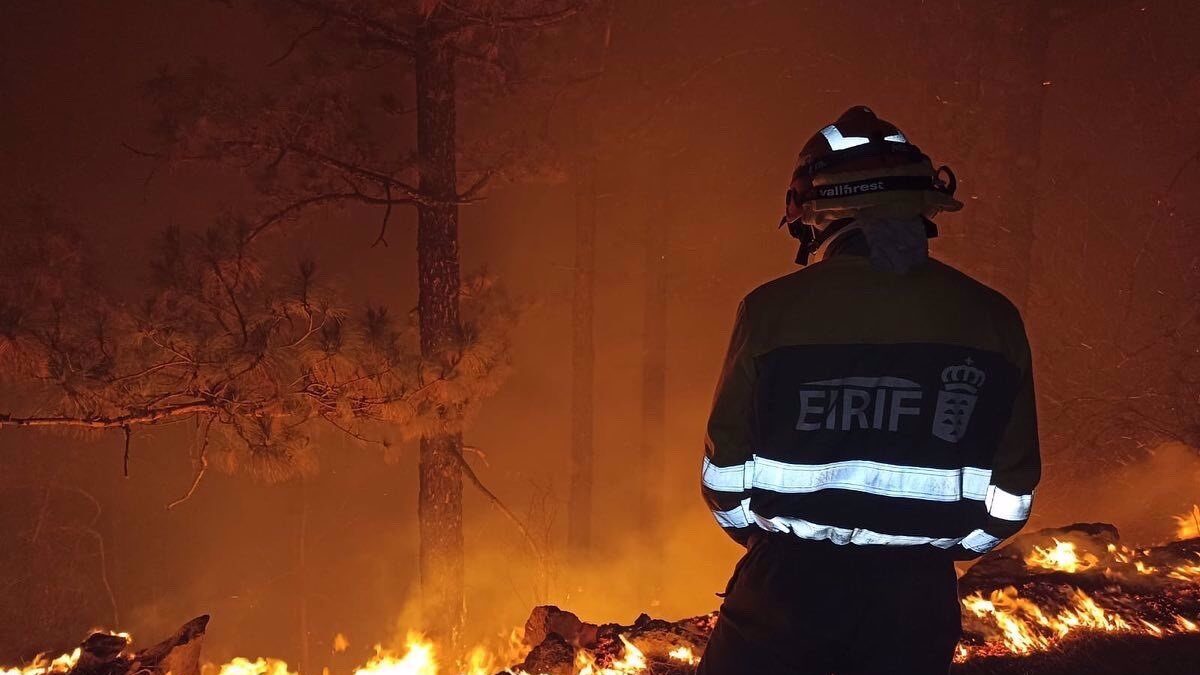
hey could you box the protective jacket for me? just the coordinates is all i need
[701,253,1039,560]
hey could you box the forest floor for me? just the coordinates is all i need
[951,632,1200,675]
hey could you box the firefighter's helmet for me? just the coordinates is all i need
[781,106,962,264]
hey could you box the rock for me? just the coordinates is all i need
[523,606,599,648]
[517,633,574,675]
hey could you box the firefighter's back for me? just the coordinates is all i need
[738,254,1033,553]
[698,106,1039,675]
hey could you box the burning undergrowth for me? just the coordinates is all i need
[6,511,1200,675]
[955,522,1200,660]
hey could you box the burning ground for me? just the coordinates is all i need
[7,509,1200,675]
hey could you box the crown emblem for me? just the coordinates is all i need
[941,361,986,393]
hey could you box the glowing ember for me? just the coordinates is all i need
[1025,538,1099,573]
[668,645,699,665]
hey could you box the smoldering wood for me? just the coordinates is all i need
[127,615,209,675]
[64,616,208,675]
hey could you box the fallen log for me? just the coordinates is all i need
[127,615,209,675]
[10,616,210,675]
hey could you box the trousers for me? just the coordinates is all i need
[696,534,962,675]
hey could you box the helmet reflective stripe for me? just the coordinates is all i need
[883,132,908,143]
[820,124,870,151]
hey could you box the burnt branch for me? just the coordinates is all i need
[267,15,330,67]
[443,1,590,30]
[371,185,394,248]
[283,0,418,54]
[451,442,545,566]
[0,402,225,429]
[166,416,215,510]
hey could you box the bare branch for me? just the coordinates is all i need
[1164,145,1200,197]
[457,168,497,202]
[0,402,225,429]
[283,0,417,54]
[450,443,543,562]
[443,1,590,30]
[372,185,394,248]
[267,15,330,67]
[247,190,415,242]
[167,416,215,510]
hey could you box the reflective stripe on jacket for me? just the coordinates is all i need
[702,254,1039,560]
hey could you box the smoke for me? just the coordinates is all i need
[1037,442,1200,545]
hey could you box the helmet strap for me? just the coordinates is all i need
[809,218,861,263]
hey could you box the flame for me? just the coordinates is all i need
[668,646,699,665]
[333,634,350,654]
[3,632,128,675]
[963,586,1134,654]
[575,635,645,675]
[1025,539,1099,573]
[960,584,1200,657]
[6,541,1199,675]
[1,648,80,675]
[212,657,297,675]
[1174,505,1200,540]
[350,635,437,675]
[1168,561,1200,582]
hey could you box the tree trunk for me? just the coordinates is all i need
[415,33,465,643]
[639,178,667,600]
[567,116,597,563]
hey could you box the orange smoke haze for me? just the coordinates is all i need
[2,0,1200,668]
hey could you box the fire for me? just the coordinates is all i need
[668,646,699,665]
[1174,504,1200,540]
[333,634,350,654]
[5,522,1199,675]
[210,658,296,675]
[1,649,80,675]
[3,632,129,675]
[1024,538,1099,573]
[962,586,1148,654]
[350,635,437,675]
[959,532,1200,660]
[575,635,645,675]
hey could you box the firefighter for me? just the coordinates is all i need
[697,106,1040,675]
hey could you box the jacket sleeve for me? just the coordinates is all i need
[702,299,758,546]
[954,315,1041,560]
